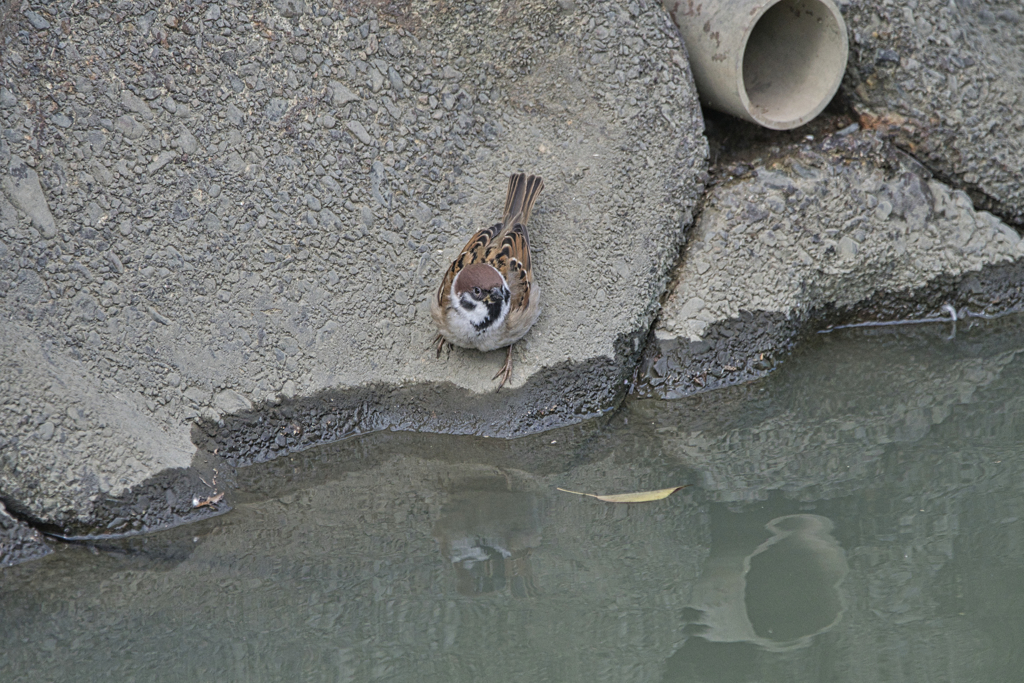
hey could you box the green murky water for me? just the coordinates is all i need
[4,314,1024,682]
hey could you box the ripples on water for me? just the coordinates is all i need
[3,315,1024,682]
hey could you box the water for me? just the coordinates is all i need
[3,315,1024,682]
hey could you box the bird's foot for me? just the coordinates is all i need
[493,344,514,391]
[433,334,453,359]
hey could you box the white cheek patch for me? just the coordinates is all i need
[457,296,490,327]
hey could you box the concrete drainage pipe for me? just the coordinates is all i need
[664,0,849,130]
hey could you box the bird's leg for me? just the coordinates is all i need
[434,334,452,359]
[493,344,514,390]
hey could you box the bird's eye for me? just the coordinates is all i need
[472,287,482,297]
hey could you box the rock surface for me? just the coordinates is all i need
[843,0,1024,227]
[1,154,57,238]
[5,0,1024,558]
[0,501,51,567]
[0,1,706,535]
[639,129,1024,398]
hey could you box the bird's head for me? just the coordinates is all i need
[452,263,510,330]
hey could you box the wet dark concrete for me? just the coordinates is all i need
[638,260,1024,399]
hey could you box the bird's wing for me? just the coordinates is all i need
[486,222,533,312]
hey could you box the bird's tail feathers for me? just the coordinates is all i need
[502,173,544,228]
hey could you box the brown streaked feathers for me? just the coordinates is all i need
[431,173,544,389]
[434,173,542,315]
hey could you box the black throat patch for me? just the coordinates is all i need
[473,298,505,332]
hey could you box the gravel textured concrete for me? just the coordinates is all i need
[842,0,1024,227]
[639,129,1024,397]
[0,1,706,536]
[6,0,1024,557]
[0,500,51,567]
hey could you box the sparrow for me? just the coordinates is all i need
[431,172,543,390]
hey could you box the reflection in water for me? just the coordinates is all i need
[434,490,544,597]
[665,638,759,683]
[671,509,848,680]
[3,315,1024,682]
[746,515,847,643]
[683,511,847,654]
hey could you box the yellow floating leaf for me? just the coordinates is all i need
[556,485,688,503]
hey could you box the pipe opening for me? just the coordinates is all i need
[741,0,848,129]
